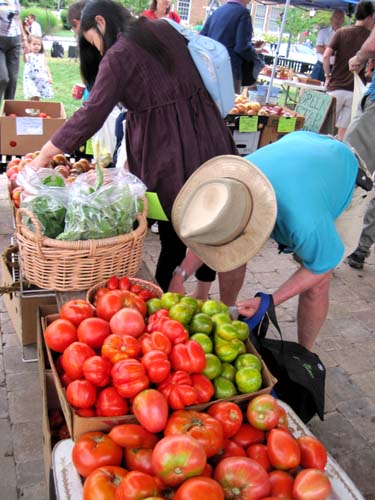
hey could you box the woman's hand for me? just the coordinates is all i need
[236,296,261,318]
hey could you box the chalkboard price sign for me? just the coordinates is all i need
[295,90,335,134]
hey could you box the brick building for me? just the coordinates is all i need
[176,0,281,33]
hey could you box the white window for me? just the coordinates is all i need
[269,6,280,32]
[253,4,266,31]
[177,0,191,21]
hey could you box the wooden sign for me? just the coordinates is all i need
[295,90,336,135]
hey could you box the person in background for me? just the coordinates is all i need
[23,34,53,100]
[28,13,42,37]
[323,1,374,140]
[311,10,345,82]
[27,0,237,299]
[344,25,375,269]
[170,132,373,350]
[142,0,180,22]
[0,0,28,103]
[200,0,255,94]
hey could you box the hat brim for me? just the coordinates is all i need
[172,155,277,272]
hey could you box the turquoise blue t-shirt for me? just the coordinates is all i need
[246,131,358,274]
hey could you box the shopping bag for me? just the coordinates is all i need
[241,292,326,423]
[351,73,366,122]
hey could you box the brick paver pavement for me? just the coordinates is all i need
[1,174,375,498]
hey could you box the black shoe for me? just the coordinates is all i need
[347,250,368,269]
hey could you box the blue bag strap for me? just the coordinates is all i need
[245,292,270,330]
[165,19,194,42]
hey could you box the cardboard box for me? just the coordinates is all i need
[258,107,305,148]
[0,100,66,155]
[1,247,57,345]
[225,114,269,156]
[42,314,277,441]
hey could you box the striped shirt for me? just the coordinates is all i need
[0,0,21,37]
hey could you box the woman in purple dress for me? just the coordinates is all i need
[28,0,237,292]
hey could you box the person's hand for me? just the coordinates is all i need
[27,153,50,169]
[236,296,261,318]
[349,54,365,73]
[168,274,186,296]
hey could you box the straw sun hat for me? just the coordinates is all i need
[172,155,277,272]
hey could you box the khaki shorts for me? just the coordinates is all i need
[328,89,353,129]
[335,186,374,261]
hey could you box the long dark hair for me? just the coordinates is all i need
[149,0,171,14]
[78,0,174,89]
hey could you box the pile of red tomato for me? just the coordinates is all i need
[72,395,332,500]
[44,284,214,417]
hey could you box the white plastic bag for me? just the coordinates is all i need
[351,73,366,122]
[91,106,121,168]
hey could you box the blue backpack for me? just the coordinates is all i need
[166,20,235,118]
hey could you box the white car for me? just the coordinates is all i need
[265,43,316,65]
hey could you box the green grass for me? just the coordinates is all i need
[15,56,82,118]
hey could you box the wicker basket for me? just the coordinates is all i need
[15,207,148,292]
[86,277,163,304]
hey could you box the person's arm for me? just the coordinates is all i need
[43,56,52,83]
[233,13,254,61]
[27,140,63,168]
[168,250,204,294]
[349,25,375,72]
[322,46,334,82]
[236,266,332,317]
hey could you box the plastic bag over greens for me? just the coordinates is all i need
[57,167,147,241]
[17,166,68,238]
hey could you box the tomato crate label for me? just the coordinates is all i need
[277,117,297,133]
[239,116,259,133]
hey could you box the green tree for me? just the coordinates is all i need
[278,7,334,47]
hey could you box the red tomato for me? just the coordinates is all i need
[157,371,198,410]
[268,470,294,500]
[130,284,143,294]
[96,290,124,321]
[96,387,128,417]
[173,477,225,500]
[221,438,246,458]
[246,443,272,472]
[232,423,265,448]
[164,409,224,458]
[107,275,120,290]
[116,471,159,500]
[169,340,206,373]
[277,404,288,429]
[102,334,141,364]
[297,435,328,471]
[121,290,147,317]
[82,465,128,500]
[108,424,159,449]
[66,380,97,409]
[60,372,73,388]
[82,355,112,386]
[293,468,331,500]
[208,401,243,438]
[214,456,271,499]
[124,447,154,475]
[119,276,132,290]
[190,373,215,404]
[60,299,94,327]
[140,331,172,356]
[61,342,96,380]
[72,431,123,478]
[109,307,145,338]
[141,350,170,383]
[151,434,207,487]
[132,389,169,433]
[44,318,77,353]
[75,407,96,417]
[77,317,111,350]
[138,289,156,301]
[111,359,149,398]
[267,428,301,470]
[160,319,189,344]
[94,287,110,305]
[246,395,280,431]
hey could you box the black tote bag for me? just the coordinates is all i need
[241,293,326,423]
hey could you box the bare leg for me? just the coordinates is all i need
[191,280,212,300]
[218,264,247,306]
[297,272,332,350]
[337,128,347,141]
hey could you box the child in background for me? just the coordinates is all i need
[23,35,54,100]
